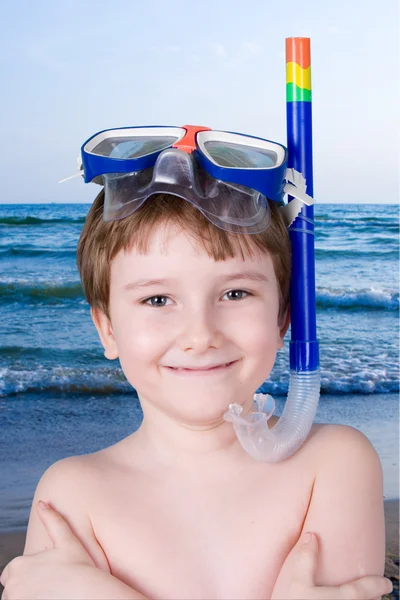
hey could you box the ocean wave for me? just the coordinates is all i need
[316,287,399,311]
[0,247,77,258]
[0,280,84,302]
[316,222,399,235]
[1,364,397,397]
[0,366,130,397]
[315,247,397,259]
[0,346,100,361]
[0,216,86,226]
[316,215,399,227]
[368,235,399,245]
[258,378,398,396]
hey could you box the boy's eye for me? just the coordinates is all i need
[141,289,251,307]
[142,295,170,308]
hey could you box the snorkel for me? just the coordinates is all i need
[223,37,321,463]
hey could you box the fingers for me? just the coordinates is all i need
[293,532,318,588]
[338,576,394,600]
[36,501,79,551]
[0,564,8,587]
[385,578,394,595]
[293,532,393,600]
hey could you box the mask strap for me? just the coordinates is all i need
[59,156,83,184]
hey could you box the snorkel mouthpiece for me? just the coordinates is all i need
[224,371,320,463]
[223,394,277,460]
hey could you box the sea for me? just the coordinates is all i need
[0,203,399,530]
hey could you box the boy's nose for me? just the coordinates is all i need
[172,124,211,154]
[177,308,222,353]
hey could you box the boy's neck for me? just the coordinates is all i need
[132,394,257,475]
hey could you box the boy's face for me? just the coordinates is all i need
[92,222,289,428]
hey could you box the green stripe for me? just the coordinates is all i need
[286,83,312,102]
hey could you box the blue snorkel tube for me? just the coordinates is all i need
[223,37,321,462]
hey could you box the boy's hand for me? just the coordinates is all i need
[0,501,148,600]
[271,532,393,600]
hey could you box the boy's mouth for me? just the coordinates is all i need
[166,360,238,374]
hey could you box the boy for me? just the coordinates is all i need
[1,126,392,600]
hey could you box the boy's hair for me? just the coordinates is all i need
[76,191,291,322]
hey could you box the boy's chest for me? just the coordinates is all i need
[89,452,318,600]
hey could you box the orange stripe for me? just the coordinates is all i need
[285,38,311,69]
[172,125,211,154]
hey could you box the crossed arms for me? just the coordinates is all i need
[1,425,388,600]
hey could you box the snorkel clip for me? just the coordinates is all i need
[280,168,315,227]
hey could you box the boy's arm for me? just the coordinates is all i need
[271,425,386,598]
[22,457,148,598]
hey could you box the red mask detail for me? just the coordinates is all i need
[172,125,211,154]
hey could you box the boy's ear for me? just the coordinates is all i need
[91,307,119,360]
[277,306,291,349]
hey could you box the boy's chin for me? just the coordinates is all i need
[137,384,257,427]
[161,394,254,429]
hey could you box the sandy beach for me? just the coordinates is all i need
[383,500,400,600]
[0,499,398,598]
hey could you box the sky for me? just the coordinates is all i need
[0,0,398,204]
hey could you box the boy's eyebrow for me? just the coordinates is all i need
[123,271,270,291]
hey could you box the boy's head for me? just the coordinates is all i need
[76,191,291,425]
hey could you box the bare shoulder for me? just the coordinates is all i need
[306,421,381,467]
[268,416,347,460]
[271,421,385,595]
[23,453,110,570]
[289,414,378,456]
[25,454,89,516]
[286,419,381,478]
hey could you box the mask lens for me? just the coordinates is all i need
[204,140,278,169]
[90,135,179,158]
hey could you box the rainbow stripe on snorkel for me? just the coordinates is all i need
[286,42,312,102]
[286,38,319,372]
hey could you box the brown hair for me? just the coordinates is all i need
[76,191,291,322]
